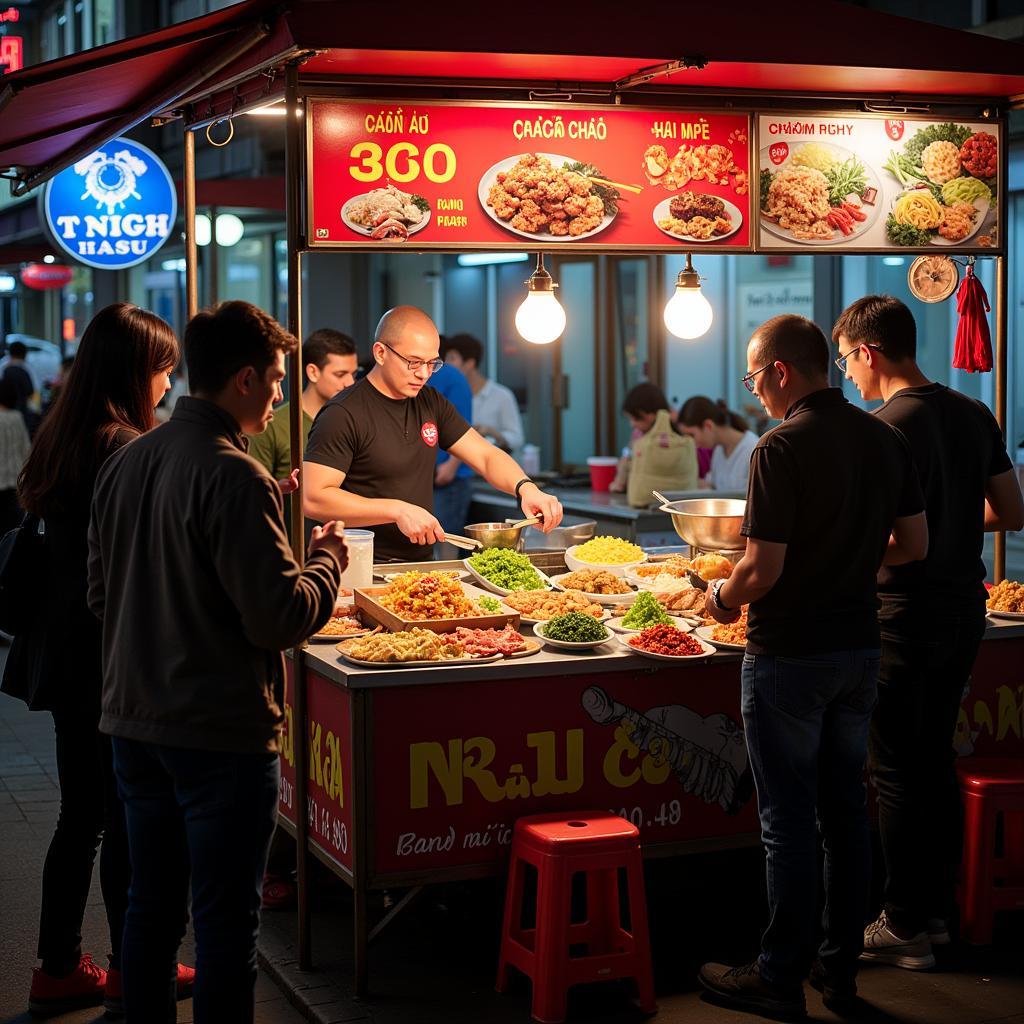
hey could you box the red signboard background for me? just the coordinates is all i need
[369,664,758,876]
[308,100,751,251]
[279,661,353,872]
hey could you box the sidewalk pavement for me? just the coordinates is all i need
[0,665,307,1024]
[4,649,1022,1024]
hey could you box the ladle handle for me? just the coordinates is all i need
[507,516,541,529]
[652,490,672,508]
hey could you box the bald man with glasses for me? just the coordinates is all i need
[303,306,562,563]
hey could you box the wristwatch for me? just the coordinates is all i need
[514,477,534,499]
[710,579,733,612]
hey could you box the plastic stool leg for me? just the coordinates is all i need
[624,857,657,1014]
[497,853,527,993]
[532,858,571,1024]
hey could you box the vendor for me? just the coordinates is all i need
[609,383,697,507]
[678,395,759,492]
[302,306,562,562]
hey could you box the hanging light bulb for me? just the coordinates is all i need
[515,253,566,345]
[663,253,714,340]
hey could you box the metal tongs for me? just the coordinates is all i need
[443,532,482,551]
[685,569,709,592]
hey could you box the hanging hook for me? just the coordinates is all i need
[205,117,235,148]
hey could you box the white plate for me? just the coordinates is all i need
[341,191,430,238]
[929,195,990,247]
[309,623,378,643]
[477,153,616,241]
[506,606,611,626]
[694,624,746,651]
[759,144,882,246]
[564,544,646,578]
[336,649,503,668]
[463,557,552,596]
[547,572,638,606]
[533,621,614,651]
[607,614,691,635]
[985,608,1024,621]
[652,196,743,243]
[617,631,716,662]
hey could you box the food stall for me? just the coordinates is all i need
[2,0,1024,998]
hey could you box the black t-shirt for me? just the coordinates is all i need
[742,388,923,655]
[875,384,1012,611]
[303,377,470,562]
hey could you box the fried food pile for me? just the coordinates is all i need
[558,570,633,595]
[502,589,604,621]
[486,155,604,236]
[710,611,748,646]
[315,613,368,637]
[643,143,747,194]
[338,628,466,663]
[987,580,1024,613]
[633,557,690,580]
[657,191,733,240]
[690,553,734,581]
[378,572,477,620]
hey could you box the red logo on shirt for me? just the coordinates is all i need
[421,421,438,447]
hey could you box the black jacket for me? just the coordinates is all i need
[88,397,340,754]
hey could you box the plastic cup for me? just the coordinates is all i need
[587,456,619,492]
[337,529,374,593]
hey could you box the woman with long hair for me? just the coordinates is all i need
[610,382,697,506]
[1,304,194,1017]
[678,395,759,492]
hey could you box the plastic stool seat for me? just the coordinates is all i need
[496,811,657,1023]
[957,758,1024,945]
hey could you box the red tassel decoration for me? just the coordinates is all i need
[952,264,992,373]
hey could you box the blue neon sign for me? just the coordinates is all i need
[42,138,177,271]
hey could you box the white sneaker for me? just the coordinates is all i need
[860,911,936,969]
[927,918,950,945]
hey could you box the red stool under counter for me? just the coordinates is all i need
[495,811,656,1023]
[957,758,1024,945]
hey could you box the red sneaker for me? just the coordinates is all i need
[29,954,107,1017]
[103,962,196,1017]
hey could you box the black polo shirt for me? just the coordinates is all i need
[875,383,1012,611]
[304,377,470,562]
[742,388,923,655]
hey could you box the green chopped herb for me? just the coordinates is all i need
[468,548,544,591]
[622,590,673,629]
[562,161,620,218]
[477,595,502,613]
[543,611,608,643]
[885,213,933,247]
[411,194,430,214]
[760,168,774,211]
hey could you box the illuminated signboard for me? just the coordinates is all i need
[41,138,177,270]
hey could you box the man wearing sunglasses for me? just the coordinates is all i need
[698,314,928,1020]
[302,305,562,562]
[833,295,1023,972]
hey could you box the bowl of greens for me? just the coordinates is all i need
[534,611,613,651]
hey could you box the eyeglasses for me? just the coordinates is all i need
[741,363,772,393]
[380,341,443,375]
[834,344,884,374]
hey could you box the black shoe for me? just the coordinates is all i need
[809,959,858,1013]
[698,961,806,1021]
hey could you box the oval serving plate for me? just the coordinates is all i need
[616,632,715,662]
[547,571,638,606]
[533,622,614,651]
[694,624,746,651]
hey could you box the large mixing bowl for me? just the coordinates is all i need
[463,522,526,550]
[659,498,747,550]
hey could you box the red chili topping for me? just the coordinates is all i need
[628,624,705,657]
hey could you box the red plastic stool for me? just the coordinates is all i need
[957,758,1024,945]
[495,811,656,1023]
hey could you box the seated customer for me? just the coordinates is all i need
[610,383,697,507]
[678,395,759,492]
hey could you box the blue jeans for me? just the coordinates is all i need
[741,648,879,989]
[112,738,279,1023]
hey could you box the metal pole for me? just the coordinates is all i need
[284,61,313,971]
[208,205,219,307]
[994,253,1008,583]
[183,126,198,319]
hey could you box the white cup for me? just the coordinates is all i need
[337,529,374,592]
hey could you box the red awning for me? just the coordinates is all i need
[1,0,1023,194]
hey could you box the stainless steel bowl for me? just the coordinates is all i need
[522,517,596,551]
[659,498,747,550]
[463,522,525,550]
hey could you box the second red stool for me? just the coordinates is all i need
[496,811,657,1023]
[957,757,1024,945]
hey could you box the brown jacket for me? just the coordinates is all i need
[88,397,340,753]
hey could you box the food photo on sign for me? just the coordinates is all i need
[308,101,753,251]
[757,115,999,251]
